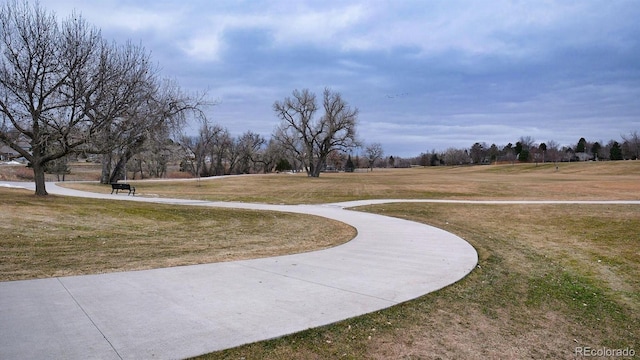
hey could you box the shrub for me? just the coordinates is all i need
[15,167,34,180]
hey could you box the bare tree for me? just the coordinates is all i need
[233,131,267,174]
[545,140,561,163]
[180,119,227,177]
[327,150,345,171]
[364,142,384,171]
[129,127,179,179]
[100,79,207,184]
[519,136,536,150]
[273,88,359,177]
[621,130,640,160]
[0,2,104,195]
[443,148,471,166]
[0,2,204,194]
[210,127,232,176]
[253,139,281,173]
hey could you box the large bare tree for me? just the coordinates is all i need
[179,119,226,177]
[273,88,359,177]
[364,142,384,171]
[98,79,206,184]
[234,130,267,174]
[0,2,205,194]
[0,2,106,195]
[621,130,640,160]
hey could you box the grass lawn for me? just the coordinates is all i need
[60,161,640,203]
[2,161,638,358]
[0,188,355,281]
[203,203,638,359]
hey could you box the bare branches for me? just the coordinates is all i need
[273,88,359,177]
[364,142,384,171]
[0,1,209,193]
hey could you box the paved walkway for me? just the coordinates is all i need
[0,182,475,359]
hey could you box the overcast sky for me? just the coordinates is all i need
[45,0,640,157]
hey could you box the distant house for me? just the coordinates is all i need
[0,142,28,162]
[0,145,17,161]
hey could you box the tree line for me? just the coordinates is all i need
[177,87,368,178]
[390,132,640,168]
[0,0,370,194]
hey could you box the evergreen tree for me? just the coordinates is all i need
[515,142,523,157]
[610,141,623,160]
[275,158,292,172]
[576,137,587,153]
[591,142,601,160]
[345,155,355,172]
[430,153,440,166]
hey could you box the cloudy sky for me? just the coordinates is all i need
[45,0,640,157]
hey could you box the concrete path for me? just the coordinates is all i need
[0,181,478,359]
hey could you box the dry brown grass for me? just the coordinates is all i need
[367,203,639,359]
[0,188,355,281]
[59,160,640,203]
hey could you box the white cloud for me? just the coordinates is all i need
[269,4,368,47]
[181,32,226,61]
[49,1,183,32]
[97,7,179,32]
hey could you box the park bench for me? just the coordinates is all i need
[111,183,136,196]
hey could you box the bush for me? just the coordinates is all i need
[15,167,34,180]
[275,159,292,172]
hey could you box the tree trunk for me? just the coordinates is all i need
[32,161,48,196]
[306,152,315,177]
[108,137,145,183]
[100,153,112,184]
[309,157,325,177]
[139,158,145,179]
[109,156,127,184]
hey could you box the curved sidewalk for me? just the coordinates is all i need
[0,182,478,359]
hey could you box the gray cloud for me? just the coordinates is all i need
[45,0,640,156]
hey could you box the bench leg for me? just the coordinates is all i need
[111,188,115,194]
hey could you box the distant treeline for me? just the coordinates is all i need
[376,132,640,168]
